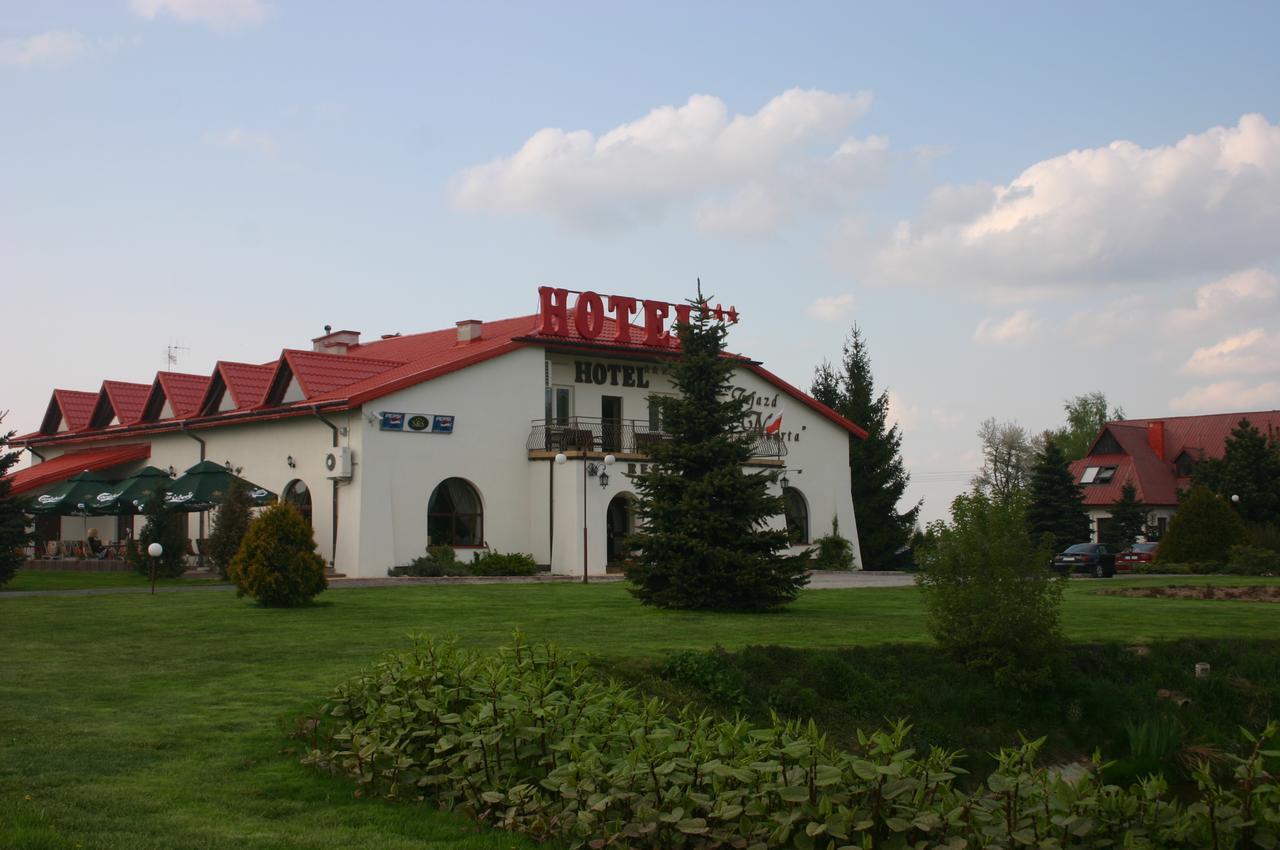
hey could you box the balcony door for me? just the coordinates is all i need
[601,395,623,453]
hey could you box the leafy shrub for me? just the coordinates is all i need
[468,549,538,576]
[130,497,187,578]
[1158,485,1247,564]
[1227,544,1280,576]
[304,634,1280,850]
[388,544,469,577]
[915,492,1063,691]
[809,516,855,570]
[658,648,747,708]
[228,503,326,606]
[206,478,252,579]
[1134,561,1202,574]
[1246,521,1280,553]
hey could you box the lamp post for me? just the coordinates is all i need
[555,451,615,584]
[147,542,163,595]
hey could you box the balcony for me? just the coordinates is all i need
[526,416,786,459]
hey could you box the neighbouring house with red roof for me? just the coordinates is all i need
[1068,411,1280,542]
[7,287,868,577]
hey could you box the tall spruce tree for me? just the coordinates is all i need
[625,291,808,611]
[0,427,28,588]
[1104,483,1147,549]
[1025,438,1089,553]
[811,326,919,569]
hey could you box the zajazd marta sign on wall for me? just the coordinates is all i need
[380,412,455,433]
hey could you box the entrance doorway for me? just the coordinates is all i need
[601,395,623,452]
[606,493,634,566]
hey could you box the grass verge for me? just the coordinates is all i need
[2,576,1278,848]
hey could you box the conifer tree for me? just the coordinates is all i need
[811,326,919,569]
[1025,439,1090,552]
[131,496,188,578]
[626,290,808,611]
[1104,483,1147,549]
[0,427,28,588]
[1194,418,1280,525]
[207,478,253,579]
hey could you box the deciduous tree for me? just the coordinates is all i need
[1053,392,1124,462]
[972,418,1034,503]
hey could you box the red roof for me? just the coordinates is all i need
[4,443,150,496]
[274,349,405,400]
[41,389,99,434]
[99,381,151,426]
[21,309,869,443]
[1069,410,1280,507]
[155,372,211,417]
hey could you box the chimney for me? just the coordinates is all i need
[1147,421,1165,461]
[311,328,361,355]
[456,319,483,343]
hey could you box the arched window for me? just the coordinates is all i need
[783,487,809,545]
[283,479,313,527]
[428,478,483,546]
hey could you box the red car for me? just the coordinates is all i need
[1116,542,1159,572]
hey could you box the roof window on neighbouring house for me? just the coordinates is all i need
[1080,466,1117,484]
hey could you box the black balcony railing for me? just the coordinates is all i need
[526,416,786,458]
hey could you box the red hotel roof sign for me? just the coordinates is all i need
[536,286,739,348]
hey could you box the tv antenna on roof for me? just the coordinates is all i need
[165,343,190,369]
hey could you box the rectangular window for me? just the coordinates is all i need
[1080,466,1099,484]
[648,396,663,432]
[544,387,572,424]
[1095,467,1117,483]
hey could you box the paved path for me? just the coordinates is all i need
[1,570,922,598]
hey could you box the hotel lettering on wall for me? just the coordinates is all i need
[537,286,740,347]
[573,361,651,388]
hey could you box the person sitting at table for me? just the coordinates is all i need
[86,528,111,560]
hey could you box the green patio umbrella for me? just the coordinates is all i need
[162,460,276,512]
[26,469,116,516]
[85,466,173,515]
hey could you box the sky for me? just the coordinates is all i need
[2,0,1278,523]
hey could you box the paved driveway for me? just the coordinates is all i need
[805,570,916,589]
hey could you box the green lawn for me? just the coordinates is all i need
[2,576,1278,849]
[1,569,225,592]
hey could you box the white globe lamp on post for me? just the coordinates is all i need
[147,542,163,595]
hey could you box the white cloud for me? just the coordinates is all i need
[853,114,1280,294]
[973,309,1039,346]
[887,390,963,433]
[0,31,90,69]
[453,88,885,232]
[1182,328,1280,377]
[806,293,856,322]
[212,128,276,155]
[132,0,270,29]
[1062,293,1150,346]
[1170,380,1280,414]
[1167,268,1280,331]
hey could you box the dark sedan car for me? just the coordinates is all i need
[1051,543,1119,578]
[1117,541,1160,572]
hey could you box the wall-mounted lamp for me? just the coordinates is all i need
[779,468,803,490]
[286,455,296,468]
[224,460,233,471]
[167,465,176,477]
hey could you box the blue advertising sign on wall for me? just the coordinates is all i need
[380,412,454,434]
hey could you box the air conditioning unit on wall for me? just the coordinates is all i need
[323,446,352,479]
